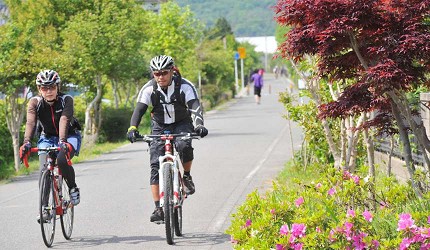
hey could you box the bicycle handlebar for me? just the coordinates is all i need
[22,147,61,168]
[135,133,200,143]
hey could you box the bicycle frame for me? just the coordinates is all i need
[158,135,184,208]
[32,147,67,215]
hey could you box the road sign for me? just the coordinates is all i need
[238,47,246,59]
[234,52,240,60]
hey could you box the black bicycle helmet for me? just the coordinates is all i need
[150,55,174,71]
[36,70,61,86]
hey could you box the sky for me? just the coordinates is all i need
[236,36,278,54]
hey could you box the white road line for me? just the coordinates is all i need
[206,123,289,233]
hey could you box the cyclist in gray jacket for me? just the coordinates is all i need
[127,55,208,223]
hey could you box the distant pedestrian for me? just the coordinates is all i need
[251,69,264,104]
[273,65,279,79]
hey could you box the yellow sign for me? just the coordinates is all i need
[238,47,246,59]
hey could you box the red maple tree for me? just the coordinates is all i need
[274,0,430,192]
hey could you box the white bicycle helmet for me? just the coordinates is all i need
[36,70,61,86]
[150,55,174,71]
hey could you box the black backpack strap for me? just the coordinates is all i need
[173,73,185,107]
[150,73,185,107]
[150,78,160,107]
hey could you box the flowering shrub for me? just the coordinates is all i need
[226,163,430,249]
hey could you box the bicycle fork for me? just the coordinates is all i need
[159,158,180,208]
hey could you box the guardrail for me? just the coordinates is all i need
[374,137,425,166]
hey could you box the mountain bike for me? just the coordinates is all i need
[22,147,74,247]
[137,132,199,245]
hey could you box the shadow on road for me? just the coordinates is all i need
[53,232,231,249]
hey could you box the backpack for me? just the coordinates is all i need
[150,72,186,108]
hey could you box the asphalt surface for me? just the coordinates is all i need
[0,73,303,249]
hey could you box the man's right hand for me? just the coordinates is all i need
[127,126,139,143]
[19,142,31,162]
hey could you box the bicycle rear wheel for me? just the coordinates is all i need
[163,163,175,245]
[60,179,74,240]
[174,173,184,236]
[39,170,56,247]
[174,206,183,236]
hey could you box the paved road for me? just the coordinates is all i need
[0,74,303,249]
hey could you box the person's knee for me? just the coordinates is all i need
[150,165,159,185]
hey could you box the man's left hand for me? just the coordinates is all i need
[195,125,208,138]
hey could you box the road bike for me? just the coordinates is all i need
[22,147,74,247]
[137,132,199,245]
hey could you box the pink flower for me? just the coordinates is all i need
[291,223,306,238]
[329,229,336,242]
[292,242,303,250]
[347,209,356,218]
[271,208,276,215]
[352,175,360,185]
[316,226,321,233]
[230,235,238,244]
[344,222,354,240]
[245,219,252,228]
[280,224,289,235]
[399,238,412,250]
[328,187,336,196]
[362,210,373,222]
[276,244,286,250]
[343,170,352,179]
[295,197,304,207]
[352,232,368,250]
[315,182,322,189]
[372,239,380,248]
[398,213,416,231]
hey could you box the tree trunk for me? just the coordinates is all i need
[4,91,28,172]
[391,101,422,198]
[388,91,430,170]
[112,78,119,109]
[83,75,104,147]
[388,136,394,176]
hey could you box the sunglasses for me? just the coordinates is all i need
[153,70,170,77]
[39,85,57,91]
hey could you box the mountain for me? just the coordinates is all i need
[176,0,277,37]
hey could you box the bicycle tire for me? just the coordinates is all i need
[163,162,175,245]
[174,206,183,236]
[60,178,74,240]
[39,170,56,247]
[174,172,184,236]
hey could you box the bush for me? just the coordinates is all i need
[0,107,15,179]
[99,106,133,142]
[226,162,430,249]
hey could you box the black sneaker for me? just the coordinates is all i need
[150,207,164,224]
[183,175,195,195]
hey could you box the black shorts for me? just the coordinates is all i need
[254,86,262,97]
[149,119,194,185]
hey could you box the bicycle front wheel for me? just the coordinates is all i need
[39,170,56,247]
[60,179,74,240]
[163,162,175,245]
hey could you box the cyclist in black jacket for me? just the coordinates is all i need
[127,55,208,223]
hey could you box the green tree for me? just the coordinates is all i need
[144,1,204,81]
[61,0,149,146]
